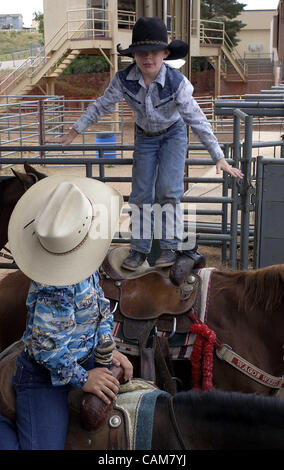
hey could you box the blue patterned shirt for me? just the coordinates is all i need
[22,271,113,388]
[73,62,224,162]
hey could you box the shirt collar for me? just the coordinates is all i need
[126,63,167,88]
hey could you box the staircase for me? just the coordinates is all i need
[245,58,274,74]
[0,8,117,99]
[199,19,247,83]
[46,50,81,78]
[226,57,274,82]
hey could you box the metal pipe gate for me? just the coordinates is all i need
[215,98,284,269]
[0,142,237,269]
[1,96,284,271]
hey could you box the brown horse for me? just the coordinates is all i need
[0,165,284,397]
[2,346,284,451]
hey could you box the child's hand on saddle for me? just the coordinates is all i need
[216,157,244,179]
[112,349,133,382]
[45,128,78,147]
[82,367,120,405]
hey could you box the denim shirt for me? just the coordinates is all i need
[22,271,113,388]
[73,62,224,162]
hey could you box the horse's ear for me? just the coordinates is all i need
[24,162,46,181]
[11,168,34,189]
[11,168,25,182]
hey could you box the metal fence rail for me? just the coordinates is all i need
[1,95,284,270]
[1,128,284,270]
[216,100,284,269]
[0,142,237,269]
[0,97,125,162]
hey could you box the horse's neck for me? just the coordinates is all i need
[208,271,284,366]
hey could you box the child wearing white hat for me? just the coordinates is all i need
[0,176,132,450]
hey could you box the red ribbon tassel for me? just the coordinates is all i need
[190,323,216,390]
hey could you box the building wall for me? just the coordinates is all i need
[0,14,23,30]
[43,0,69,46]
[43,0,86,47]
[236,10,277,58]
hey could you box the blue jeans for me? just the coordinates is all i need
[129,119,188,253]
[0,350,93,450]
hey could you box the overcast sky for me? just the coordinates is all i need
[0,0,280,27]
[242,0,279,9]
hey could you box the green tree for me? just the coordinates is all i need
[193,0,246,72]
[63,56,110,75]
[201,0,246,45]
[33,11,44,36]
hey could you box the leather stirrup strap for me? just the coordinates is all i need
[123,318,157,382]
[154,336,177,395]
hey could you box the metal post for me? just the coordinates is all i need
[221,144,229,264]
[98,148,105,180]
[229,112,241,269]
[253,156,264,268]
[38,100,45,159]
[19,103,23,159]
[240,114,253,269]
[281,142,284,158]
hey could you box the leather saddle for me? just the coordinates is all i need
[99,247,201,392]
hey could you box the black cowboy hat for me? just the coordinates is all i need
[117,17,189,61]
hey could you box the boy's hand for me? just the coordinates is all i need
[112,349,133,382]
[82,367,120,405]
[45,128,78,147]
[216,157,244,179]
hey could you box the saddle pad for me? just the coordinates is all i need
[197,267,216,321]
[115,379,167,450]
[135,389,170,450]
[113,321,195,360]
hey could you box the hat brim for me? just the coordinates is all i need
[8,175,123,286]
[117,40,189,61]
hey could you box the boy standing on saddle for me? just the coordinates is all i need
[0,176,133,450]
[47,17,243,271]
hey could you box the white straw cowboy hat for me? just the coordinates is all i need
[8,175,123,286]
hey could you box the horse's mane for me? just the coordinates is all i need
[215,264,284,313]
[176,389,284,421]
[174,389,284,448]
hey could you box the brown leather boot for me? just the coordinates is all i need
[121,249,147,271]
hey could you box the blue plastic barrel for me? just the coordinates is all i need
[95,133,116,158]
